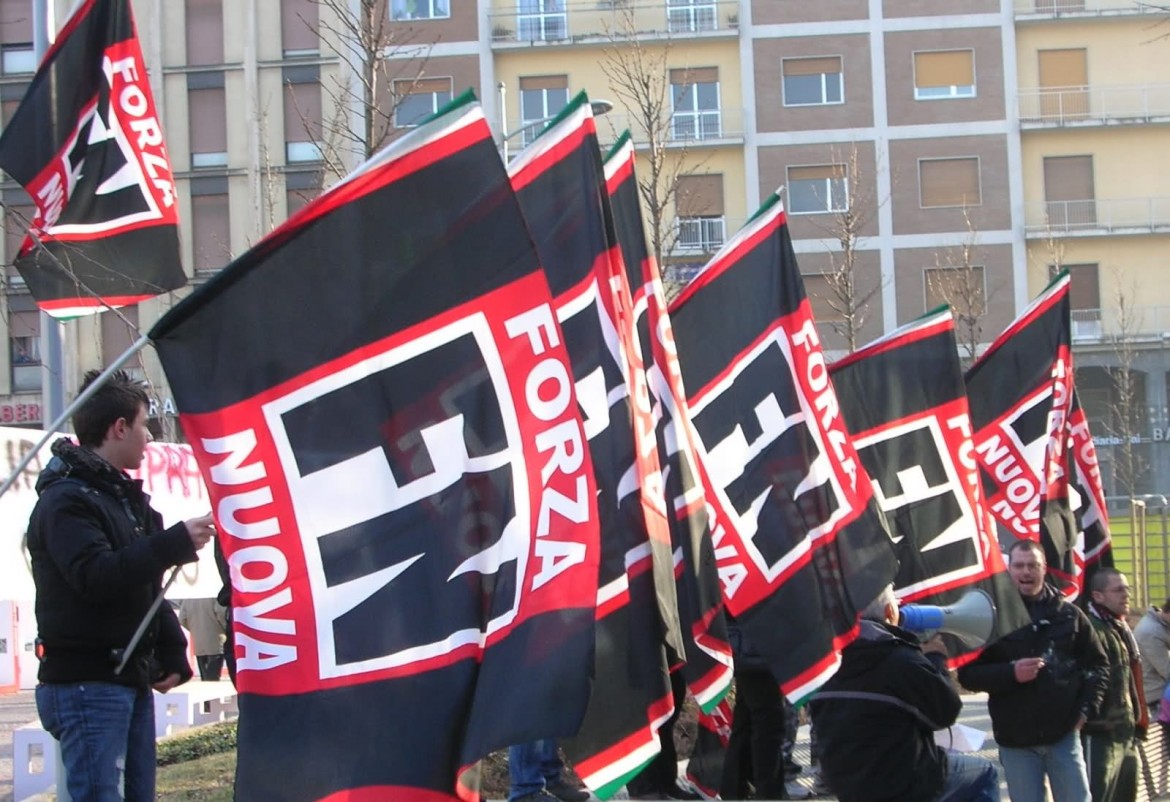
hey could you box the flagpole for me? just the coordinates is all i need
[0,334,149,502]
[32,0,66,430]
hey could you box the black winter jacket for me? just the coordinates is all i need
[809,620,961,802]
[27,438,197,688]
[957,584,1108,747]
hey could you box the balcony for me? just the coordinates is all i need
[489,0,740,47]
[1023,198,1170,237]
[1013,0,1156,19]
[1069,307,1170,344]
[592,106,745,149]
[1019,84,1170,128]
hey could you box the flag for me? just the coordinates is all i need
[603,132,734,709]
[828,308,1030,661]
[1070,388,1113,581]
[149,93,599,801]
[668,193,898,700]
[0,0,185,317]
[965,271,1078,595]
[508,95,675,797]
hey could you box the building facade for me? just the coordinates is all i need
[0,0,1166,494]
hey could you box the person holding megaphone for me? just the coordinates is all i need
[808,584,1001,802]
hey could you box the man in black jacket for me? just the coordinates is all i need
[957,539,1108,802]
[27,369,216,802]
[809,585,1000,802]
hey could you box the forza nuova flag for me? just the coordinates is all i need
[509,96,674,798]
[965,272,1077,594]
[829,308,1029,660]
[0,0,185,317]
[669,194,897,700]
[1070,388,1113,578]
[604,132,733,709]
[150,94,599,802]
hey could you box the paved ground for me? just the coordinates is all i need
[0,690,36,802]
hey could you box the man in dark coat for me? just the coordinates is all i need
[1082,568,1146,802]
[27,369,216,802]
[810,585,1000,802]
[958,539,1108,802]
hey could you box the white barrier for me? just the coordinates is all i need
[12,719,65,802]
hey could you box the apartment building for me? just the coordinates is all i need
[0,0,1165,493]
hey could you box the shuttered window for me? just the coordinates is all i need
[919,158,980,208]
[914,50,975,100]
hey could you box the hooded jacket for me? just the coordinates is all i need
[1134,607,1170,705]
[27,438,197,688]
[957,583,1108,747]
[809,620,961,802]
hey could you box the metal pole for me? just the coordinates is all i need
[32,0,65,428]
[498,81,507,163]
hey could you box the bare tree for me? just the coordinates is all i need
[804,143,886,352]
[927,208,990,364]
[596,6,705,278]
[1104,275,1147,500]
[307,0,434,175]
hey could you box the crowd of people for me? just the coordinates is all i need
[20,369,1170,802]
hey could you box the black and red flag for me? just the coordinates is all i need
[149,93,600,802]
[507,95,677,797]
[1069,388,1114,582]
[965,271,1079,595]
[0,0,185,317]
[668,193,898,700]
[828,307,1030,663]
[603,132,734,710]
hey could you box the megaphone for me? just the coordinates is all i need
[899,589,997,648]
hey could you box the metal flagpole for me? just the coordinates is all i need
[32,0,66,429]
[0,334,150,502]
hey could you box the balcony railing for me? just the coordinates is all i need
[1019,84,1170,127]
[1014,0,1155,17]
[592,107,745,149]
[1069,307,1170,342]
[1023,198,1170,236]
[489,0,740,45]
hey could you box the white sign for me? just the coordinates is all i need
[0,426,221,601]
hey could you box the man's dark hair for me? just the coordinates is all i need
[1089,567,1123,595]
[73,369,150,448]
[1162,599,1170,613]
[1007,539,1045,563]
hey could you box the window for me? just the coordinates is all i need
[519,76,569,147]
[667,0,717,33]
[675,174,724,252]
[919,158,980,208]
[284,65,322,163]
[924,266,985,315]
[914,50,975,100]
[185,0,224,66]
[3,188,32,279]
[281,0,319,55]
[391,0,450,20]
[670,68,720,141]
[518,0,566,42]
[1043,155,1095,228]
[9,310,39,393]
[393,78,452,128]
[1038,48,1088,119]
[188,72,227,169]
[787,164,847,214]
[190,176,230,274]
[286,170,323,219]
[0,44,33,75]
[1058,262,1101,338]
[783,57,843,107]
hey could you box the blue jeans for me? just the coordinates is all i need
[509,739,563,800]
[999,729,1091,802]
[36,682,157,802]
[937,751,1001,802]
